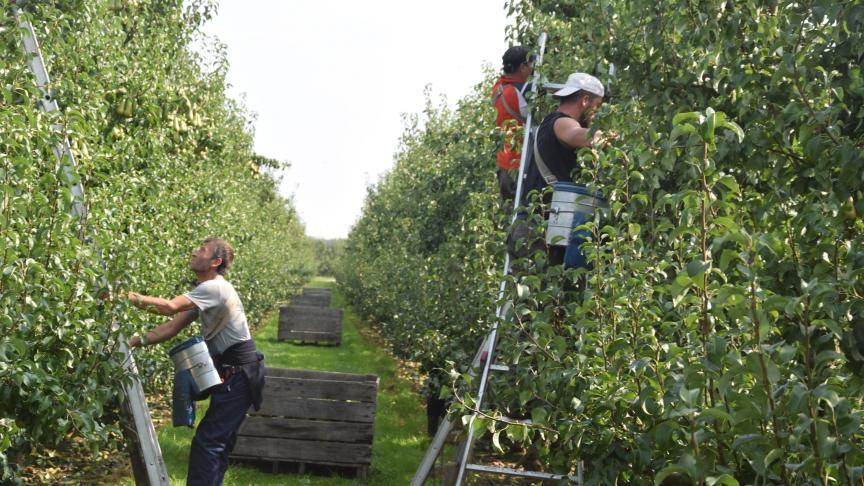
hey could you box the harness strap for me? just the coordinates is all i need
[491,84,526,123]
[532,130,558,184]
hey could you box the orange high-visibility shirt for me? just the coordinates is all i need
[491,75,528,171]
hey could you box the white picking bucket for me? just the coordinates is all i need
[546,182,608,247]
[168,336,222,392]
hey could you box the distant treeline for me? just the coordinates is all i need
[312,238,346,276]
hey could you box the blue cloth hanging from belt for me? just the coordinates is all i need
[563,210,593,270]
[173,368,199,428]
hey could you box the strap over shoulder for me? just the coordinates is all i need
[491,83,527,123]
[532,130,558,185]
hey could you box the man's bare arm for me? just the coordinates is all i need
[553,117,609,150]
[128,310,197,348]
[128,292,195,316]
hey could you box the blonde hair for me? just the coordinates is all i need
[203,238,234,275]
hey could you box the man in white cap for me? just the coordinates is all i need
[520,72,612,202]
[509,72,614,266]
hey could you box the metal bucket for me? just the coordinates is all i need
[546,182,607,247]
[168,336,222,392]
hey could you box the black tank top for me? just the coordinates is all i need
[521,111,580,206]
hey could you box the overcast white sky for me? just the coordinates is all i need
[199,1,512,239]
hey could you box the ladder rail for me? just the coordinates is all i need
[465,463,578,481]
[410,329,498,486]
[12,4,87,221]
[11,4,169,485]
[510,32,548,225]
[452,33,548,486]
[443,31,577,486]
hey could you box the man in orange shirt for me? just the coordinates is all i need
[491,45,533,200]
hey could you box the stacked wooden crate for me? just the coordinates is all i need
[229,367,379,479]
[278,288,342,345]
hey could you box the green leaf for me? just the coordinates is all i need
[655,466,690,486]
[746,352,781,384]
[699,408,732,425]
[678,387,700,407]
[717,176,740,195]
[670,123,698,142]
[764,448,784,469]
[814,350,843,368]
[814,387,842,409]
[732,433,766,450]
[707,474,740,486]
[492,429,504,453]
[686,259,710,278]
[703,107,717,145]
[672,111,702,126]
[471,416,489,436]
[717,119,745,143]
[531,406,548,425]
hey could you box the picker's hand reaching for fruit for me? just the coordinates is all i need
[127,310,197,348]
[126,291,195,316]
[591,129,618,148]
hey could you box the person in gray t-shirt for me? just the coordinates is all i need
[125,238,262,485]
[184,274,251,355]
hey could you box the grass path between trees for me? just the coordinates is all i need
[127,277,428,485]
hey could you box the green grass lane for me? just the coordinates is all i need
[131,278,428,485]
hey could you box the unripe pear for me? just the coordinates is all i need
[842,196,857,224]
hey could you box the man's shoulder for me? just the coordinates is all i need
[549,112,579,130]
[544,111,574,122]
[493,76,524,93]
[538,111,573,131]
[491,77,505,94]
[190,276,231,295]
[195,278,221,290]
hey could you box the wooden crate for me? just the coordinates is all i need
[302,287,332,298]
[291,289,331,307]
[230,368,379,479]
[277,305,343,345]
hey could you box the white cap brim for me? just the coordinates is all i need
[552,86,579,98]
[543,82,565,92]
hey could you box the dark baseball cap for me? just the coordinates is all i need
[502,45,532,70]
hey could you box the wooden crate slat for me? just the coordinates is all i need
[279,305,341,322]
[234,368,378,476]
[278,306,342,344]
[265,367,378,383]
[279,331,341,344]
[262,375,377,402]
[279,317,341,333]
[232,436,372,465]
[254,397,376,423]
[280,322,341,334]
[302,288,332,297]
[230,455,369,474]
[278,327,341,340]
[290,294,330,307]
[238,416,373,443]
[279,311,342,332]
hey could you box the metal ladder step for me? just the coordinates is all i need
[464,463,578,482]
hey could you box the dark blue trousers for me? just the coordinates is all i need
[186,371,251,486]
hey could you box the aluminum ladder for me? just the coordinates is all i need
[411,31,585,486]
[10,3,169,484]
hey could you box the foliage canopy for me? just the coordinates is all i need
[341,0,864,483]
[0,0,315,479]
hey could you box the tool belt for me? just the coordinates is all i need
[209,339,266,411]
[219,364,242,381]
